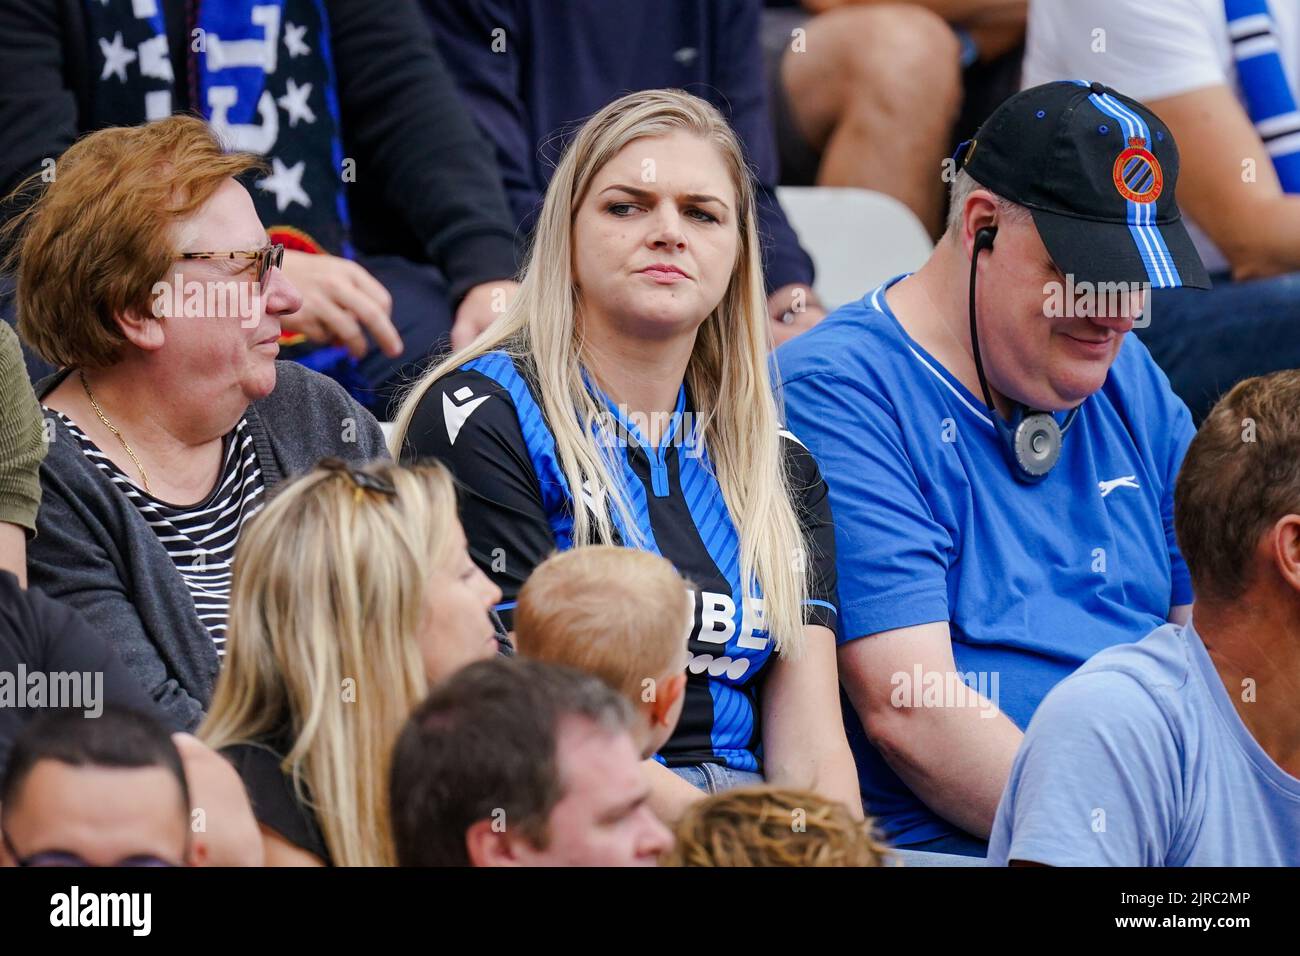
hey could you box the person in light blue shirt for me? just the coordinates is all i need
[991,370,1300,866]
[773,82,1209,856]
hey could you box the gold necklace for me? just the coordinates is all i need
[80,370,151,493]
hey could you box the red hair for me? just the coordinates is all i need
[2,115,262,369]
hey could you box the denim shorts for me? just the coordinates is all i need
[670,763,765,795]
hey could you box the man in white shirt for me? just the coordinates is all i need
[1024,0,1300,422]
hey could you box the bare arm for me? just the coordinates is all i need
[642,759,705,825]
[0,523,24,586]
[1148,85,1300,280]
[762,624,864,818]
[838,620,1023,838]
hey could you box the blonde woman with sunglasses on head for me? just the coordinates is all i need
[201,458,501,867]
[392,89,861,822]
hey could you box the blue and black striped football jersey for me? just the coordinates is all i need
[401,351,838,772]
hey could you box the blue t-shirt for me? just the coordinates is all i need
[989,621,1300,865]
[774,275,1195,846]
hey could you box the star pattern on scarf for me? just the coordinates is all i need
[257,157,312,212]
[284,21,311,58]
[99,31,137,83]
[277,77,317,127]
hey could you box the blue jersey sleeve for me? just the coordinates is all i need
[780,370,952,643]
[988,669,1183,867]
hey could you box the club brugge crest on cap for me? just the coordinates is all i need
[1113,136,1163,204]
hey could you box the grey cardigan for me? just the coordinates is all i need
[28,362,390,732]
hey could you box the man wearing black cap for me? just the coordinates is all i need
[1025,0,1300,424]
[774,81,1208,857]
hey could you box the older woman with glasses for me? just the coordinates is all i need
[2,116,387,732]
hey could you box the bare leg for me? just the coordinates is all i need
[781,4,963,237]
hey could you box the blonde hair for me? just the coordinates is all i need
[391,88,810,656]
[661,785,890,867]
[514,546,690,701]
[1,115,262,369]
[200,460,460,867]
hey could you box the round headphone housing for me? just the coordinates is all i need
[1011,411,1064,480]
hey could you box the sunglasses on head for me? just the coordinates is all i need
[318,457,398,501]
[315,458,511,645]
[178,242,285,284]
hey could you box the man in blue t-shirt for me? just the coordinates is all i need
[775,81,1210,856]
[991,369,1300,866]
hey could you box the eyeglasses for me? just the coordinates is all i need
[1,825,178,868]
[178,242,284,284]
[318,457,398,501]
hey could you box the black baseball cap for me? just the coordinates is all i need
[954,80,1210,290]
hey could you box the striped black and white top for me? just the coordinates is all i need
[50,411,266,657]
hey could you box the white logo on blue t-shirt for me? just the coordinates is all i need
[1098,474,1140,497]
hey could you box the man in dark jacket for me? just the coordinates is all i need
[0,0,521,415]
[423,0,828,346]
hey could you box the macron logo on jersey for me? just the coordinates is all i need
[777,428,807,449]
[578,477,606,515]
[1098,474,1140,497]
[443,386,491,445]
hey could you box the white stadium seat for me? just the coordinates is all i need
[777,186,934,312]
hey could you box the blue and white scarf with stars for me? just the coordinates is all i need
[84,0,353,257]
